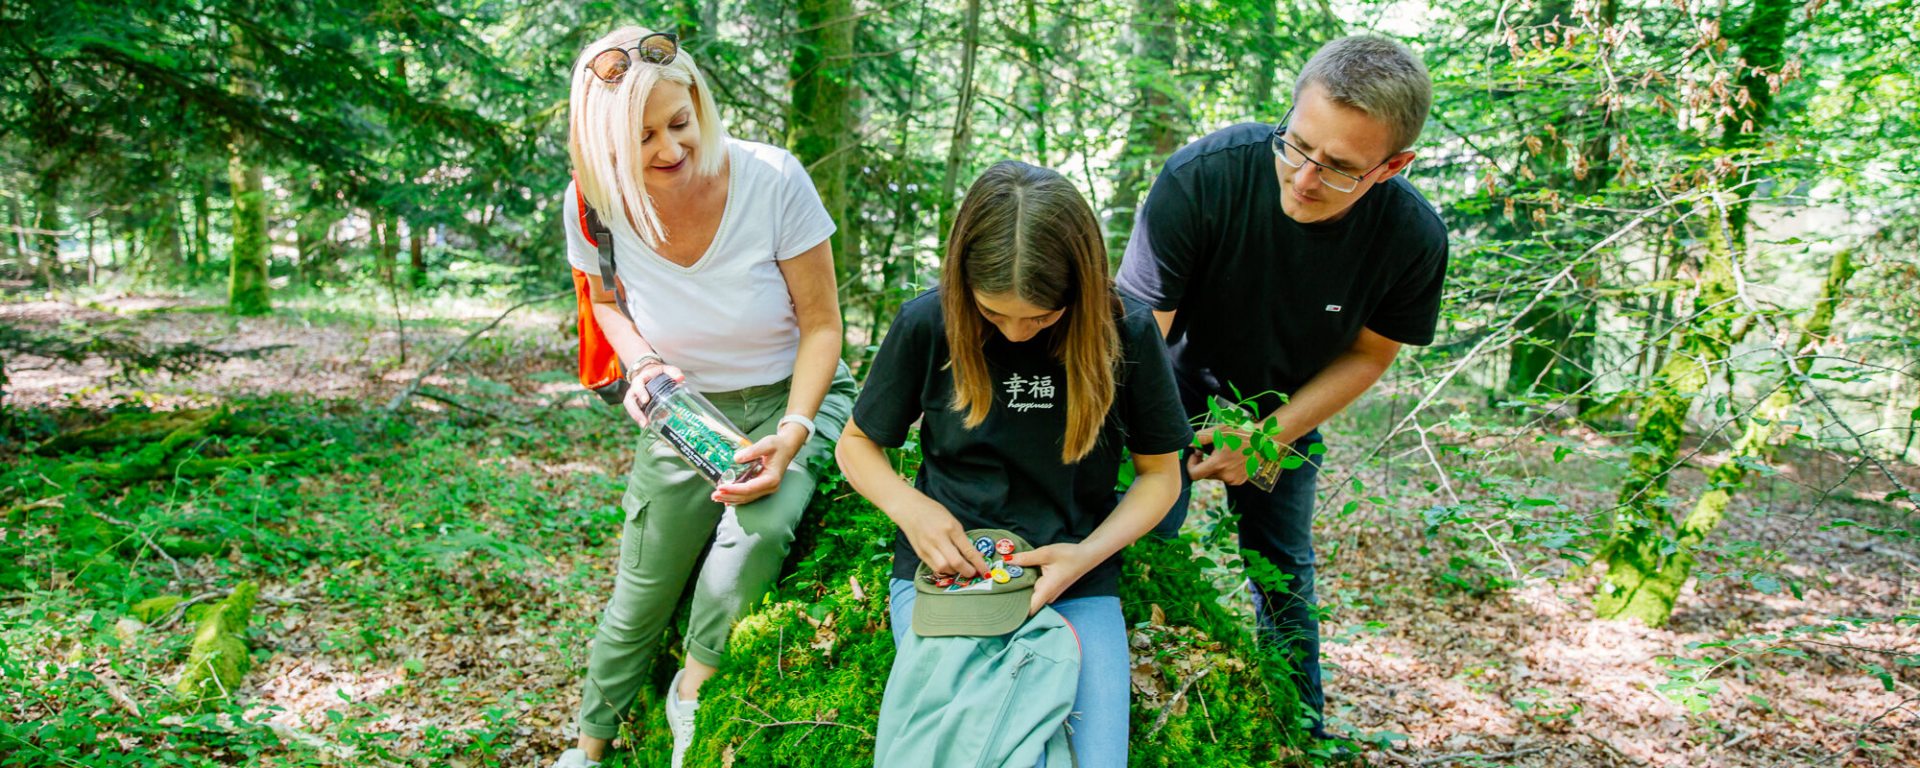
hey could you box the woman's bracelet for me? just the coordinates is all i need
[625,353,666,382]
[778,413,818,443]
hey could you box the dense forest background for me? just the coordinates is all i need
[1,0,1916,766]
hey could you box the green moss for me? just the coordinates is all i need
[131,595,183,623]
[175,581,260,708]
[605,474,1305,767]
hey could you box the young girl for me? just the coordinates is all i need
[835,161,1191,763]
[553,26,856,768]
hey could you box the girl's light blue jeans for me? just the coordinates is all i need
[888,578,1129,767]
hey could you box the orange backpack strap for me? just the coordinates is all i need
[573,180,633,405]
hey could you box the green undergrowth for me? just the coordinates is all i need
[605,458,1311,768]
[1,395,625,766]
[4,392,1309,766]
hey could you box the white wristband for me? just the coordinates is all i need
[778,413,818,443]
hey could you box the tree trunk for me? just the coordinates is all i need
[936,0,983,242]
[1720,0,1794,254]
[148,190,184,280]
[33,185,60,290]
[6,199,25,280]
[789,0,860,284]
[226,152,271,315]
[408,221,425,289]
[226,21,271,315]
[1021,0,1050,165]
[1107,0,1183,262]
[1248,0,1280,112]
[1595,203,1747,624]
[193,177,211,275]
[1604,243,1856,625]
[377,213,398,282]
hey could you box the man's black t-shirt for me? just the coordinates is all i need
[1117,122,1449,414]
[852,289,1193,601]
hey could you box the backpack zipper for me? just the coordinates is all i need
[975,649,1032,763]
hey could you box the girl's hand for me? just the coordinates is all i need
[710,423,806,505]
[1004,542,1101,616]
[620,364,686,428]
[897,499,991,579]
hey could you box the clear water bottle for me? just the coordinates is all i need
[643,376,764,486]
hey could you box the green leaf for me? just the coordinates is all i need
[1867,663,1895,692]
[1280,455,1305,470]
[1307,442,1326,456]
[1747,572,1782,595]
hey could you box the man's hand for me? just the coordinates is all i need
[711,423,806,506]
[1004,542,1101,616]
[1186,427,1253,486]
[619,363,685,427]
[896,498,992,579]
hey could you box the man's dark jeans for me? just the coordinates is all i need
[1151,429,1326,727]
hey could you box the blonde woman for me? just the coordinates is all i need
[836,162,1191,764]
[553,26,855,768]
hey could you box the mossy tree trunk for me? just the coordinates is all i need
[1596,0,1798,626]
[789,0,861,286]
[226,152,271,315]
[192,177,211,276]
[1107,0,1184,261]
[33,184,60,290]
[226,22,271,316]
[1595,205,1744,624]
[1720,0,1795,255]
[935,0,982,243]
[1613,245,1856,625]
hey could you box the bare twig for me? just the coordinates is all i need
[1583,731,1649,767]
[729,693,874,742]
[1145,665,1212,740]
[383,291,567,413]
[1415,746,1549,766]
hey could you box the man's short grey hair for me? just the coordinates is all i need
[1292,35,1432,154]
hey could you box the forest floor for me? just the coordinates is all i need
[3,290,1916,768]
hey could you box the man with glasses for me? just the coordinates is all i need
[1117,35,1448,746]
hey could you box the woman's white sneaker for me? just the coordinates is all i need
[665,668,700,768]
[550,748,600,768]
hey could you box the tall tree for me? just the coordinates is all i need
[937,0,983,241]
[225,19,271,316]
[788,0,860,282]
[1107,0,1184,260]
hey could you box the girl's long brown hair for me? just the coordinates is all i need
[941,161,1121,463]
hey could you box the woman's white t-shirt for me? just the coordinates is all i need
[565,138,836,393]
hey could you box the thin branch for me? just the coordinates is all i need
[383,291,566,413]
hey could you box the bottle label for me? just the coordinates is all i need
[657,397,746,484]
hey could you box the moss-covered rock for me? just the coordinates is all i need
[131,594,184,623]
[176,581,259,708]
[606,470,1307,767]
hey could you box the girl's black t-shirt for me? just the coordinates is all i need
[852,289,1194,600]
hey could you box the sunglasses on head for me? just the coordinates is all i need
[589,32,679,83]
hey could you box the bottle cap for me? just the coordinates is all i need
[645,374,678,404]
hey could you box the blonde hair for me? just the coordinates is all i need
[942,161,1121,464]
[568,25,729,247]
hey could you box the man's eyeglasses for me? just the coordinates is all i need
[1270,107,1391,195]
[589,32,679,83]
